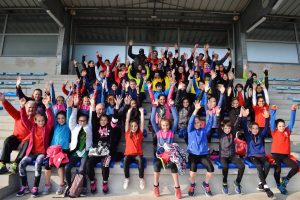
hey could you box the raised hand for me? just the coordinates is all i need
[128,40,133,46]
[262,108,270,118]
[0,92,5,102]
[219,85,225,94]
[73,60,77,67]
[73,95,80,106]
[291,104,298,111]
[115,95,123,109]
[216,106,221,116]
[227,87,232,96]
[204,84,210,92]
[16,76,22,87]
[271,105,278,110]
[19,97,26,107]
[242,108,249,117]
[42,95,51,107]
[67,96,74,107]
[194,100,201,110]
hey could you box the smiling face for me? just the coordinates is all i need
[25,101,37,117]
[194,117,205,129]
[158,95,166,105]
[251,124,259,135]
[130,121,139,133]
[257,97,265,107]
[277,121,286,132]
[35,114,46,127]
[223,125,232,134]
[32,90,42,101]
[56,113,66,125]
[182,99,189,108]
[232,99,239,108]
[56,96,64,105]
[100,115,108,127]
[160,120,170,131]
[78,116,87,126]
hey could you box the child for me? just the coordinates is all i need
[86,96,122,194]
[252,83,269,131]
[176,97,193,143]
[150,102,181,199]
[123,107,145,190]
[242,109,274,198]
[79,95,90,115]
[186,101,215,197]
[49,81,66,115]
[17,96,54,197]
[218,116,245,194]
[270,104,298,195]
[65,95,92,197]
[42,97,72,195]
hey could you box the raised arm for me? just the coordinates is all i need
[20,98,33,131]
[270,105,277,132]
[288,105,297,132]
[262,84,269,105]
[150,106,160,133]
[139,107,144,132]
[170,104,178,133]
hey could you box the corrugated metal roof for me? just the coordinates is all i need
[270,0,300,16]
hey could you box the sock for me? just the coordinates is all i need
[203,182,209,186]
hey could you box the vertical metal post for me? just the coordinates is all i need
[294,23,300,64]
[0,14,8,56]
[177,27,180,55]
[232,24,236,74]
[125,26,129,61]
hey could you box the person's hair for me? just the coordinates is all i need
[157,94,166,100]
[129,119,139,138]
[107,94,114,102]
[257,96,265,103]
[100,114,109,122]
[194,115,201,121]
[231,97,239,103]
[88,60,94,65]
[129,79,137,84]
[77,113,88,122]
[249,122,259,129]
[235,83,243,90]
[275,119,285,127]
[155,82,162,88]
[181,97,189,104]
[251,73,257,78]
[56,95,65,101]
[221,120,232,128]
[208,96,216,101]
[105,59,110,63]
[111,81,118,87]
[81,68,87,73]
[56,110,66,118]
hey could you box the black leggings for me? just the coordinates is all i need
[249,156,270,185]
[272,153,299,185]
[0,135,28,164]
[188,154,214,173]
[154,158,178,173]
[86,156,110,182]
[220,156,245,184]
[124,155,144,178]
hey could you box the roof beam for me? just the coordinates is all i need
[240,0,278,32]
[38,0,65,27]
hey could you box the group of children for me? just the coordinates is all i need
[0,41,299,199]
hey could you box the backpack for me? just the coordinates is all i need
[234,132,247,157]
[68,172,84,198]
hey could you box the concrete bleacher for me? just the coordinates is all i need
[1,72,300,199]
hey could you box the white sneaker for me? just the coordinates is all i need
[123,178,129,190]
[139,179,145,190]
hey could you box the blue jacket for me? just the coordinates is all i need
[50,107,71,150]
[186,114,213,155]
[242,117,269,157]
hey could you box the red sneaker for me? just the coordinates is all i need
[175,187,182,199]
[154,185,160,197]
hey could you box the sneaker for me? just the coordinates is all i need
[175,187,182,199]
[277,184,288,195]
[123,178,129,190]
[139,178,145,190]
[202,181,212,197]
[80,187,88,197]
[31,187,39,198]
[264,188,274,198]
[0,162,8,174]
[42,184,51,195]
[222,183,229,195]
[256,182,264,191]
[90,179,97,194]
[16,186,30,197]
[280,177,289,188]
[10,162,18,174]
[56,183,66,195]
[154,185,160,197]
[188,183,196,196]
[63,186,70,197]
[234,181,242,194]
[102,182,109,194]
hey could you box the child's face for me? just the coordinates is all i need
[130,100,137,108]
[105,60,110,66]
[158,96,166,105]
[277,122,286,132]
[178,67,184,73]
[154,73,160,78]
[83,97,90,106]
[118,71,123,78]
[219,65,224,71]
[232,99,239,108]
[256,85,262,93]
[257,98,265,107]
[138,65,142,71]
[194,118,205,129]
[56,114,66,125]
[108,98,115,106]
[167,71,172,77]
[89,61,94,67]
[136,73,141,79]
[179,83,186,91]
[182,99,189,108]
[223,74,228,80]
[100,116,108,127]
[78,116,87,126]
[156,86,162,91]
[130,82,136,89]
[237,86,242,92]
[160,120,170,131]
[112,84,117,91]
[35,115,46,127]
[56,97,64,105]
[208,97,216,108]
[194,73,199,79]
[223,125,231,134]
[130,122,139,133]
[253,76,257,80]
[251,125,259,135]
[33,90,42,101]
[81,70,87,77]
[100,71,105,78]
[204,63,209,69]
[199,82,205,90]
